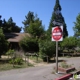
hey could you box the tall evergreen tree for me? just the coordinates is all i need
[73,13,80,47]
[0,28,9,57]
[2,17,21,33]
[0,16,21,33]
[47,0,68,40]
[73,13,80,38]
[0,15,2,27]
[22,11,34,32]
[22,11,45,38]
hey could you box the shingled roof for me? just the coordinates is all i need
[5,33,30,42]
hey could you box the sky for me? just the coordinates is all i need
[0,0,80,36]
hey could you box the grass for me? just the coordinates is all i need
[65,56,71,58]
[29,56,43,63]
[0,58,34,71]
[0,62,34,71]
[59,61,72,68]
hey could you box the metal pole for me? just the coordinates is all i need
[56,41,58,73]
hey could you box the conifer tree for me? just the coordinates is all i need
[47,0,68,40]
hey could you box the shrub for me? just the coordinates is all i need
[59,61,72,68]
[20,37,39,52]
[9,57,23,65]
[6,49,14,56]
[39,40,56,61]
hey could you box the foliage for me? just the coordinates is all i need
[47,0,68,40]
[60,61,72,68]
[22,11,34,32]
[73,13,80,47]
[39,40,56,59]
[9,57,23,65]
[77,48,80,53]
[0,16,21,33]
[61,36,77,49]
[22,11,45,38]
[0,28,9,57]
[19,37,39,52]
[27,19,44,38]
[0,62,33,71]
[6,49,15,56]
[73,13,80,38]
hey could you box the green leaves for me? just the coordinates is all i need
[20,37,39,52]
[73,13,80,37]
[47,0,68,40]
[0,28,9,56]
[54,0,62,11]
[39,40,56,58]
[27,20,44,38]
[22,11,45,38]
[6,49,14,55]
[61,36,77,49]
[0,17,21,33]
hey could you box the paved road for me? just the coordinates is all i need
[0,57,80,80]
[0,64,59,80]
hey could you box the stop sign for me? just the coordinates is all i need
[52,26,63,41]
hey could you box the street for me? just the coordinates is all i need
[0,57,80,80]
[0,64,57,80]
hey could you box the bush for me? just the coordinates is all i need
[9,57,23,65]
[59,61,72,68]
[20,37,39,52]
[6,49,14,56]
[77,48,80,53]
[39,40,56,61]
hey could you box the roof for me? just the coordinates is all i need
[5,33,31,42]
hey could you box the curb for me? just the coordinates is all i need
[55,70,80,80]
[55,74,73,80]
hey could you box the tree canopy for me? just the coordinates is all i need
[0,16,21,33]
[22,11,45,38]
[61,36,77,49]
[73,13,80,38]
[47,0,68,40]
[0,28,9,57]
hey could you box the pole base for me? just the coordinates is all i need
[55,71,65,74]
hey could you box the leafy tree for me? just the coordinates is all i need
[0,16,21,33]
[73,13,80,38]
[22,11,45,38]
[4,17,21,33]
[6,49,15,59]
[22,11,34,32]
[0,15,2,27]
[47,0,68,40]
[27,17,44,38]
[39,40,56,61]
[73,13,80,47]
[61,36,77,50]
[0,28,9,57]
[19,37,39,52]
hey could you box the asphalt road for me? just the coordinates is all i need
[0,57,80,80]
[0,64,58,80]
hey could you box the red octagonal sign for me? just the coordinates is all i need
[52,26,63,41]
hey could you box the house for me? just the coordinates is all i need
[4,33,30,51]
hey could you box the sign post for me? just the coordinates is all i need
[56,41,58,73]
[52,26,63,73]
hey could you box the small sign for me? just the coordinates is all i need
[52,26,63,41]
[52,20,63,26]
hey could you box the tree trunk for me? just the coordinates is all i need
[63,53,64,57]
[0,55,1,58]
[36,56,38,63]
[27,56,29,66]
[24,52,26,63]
